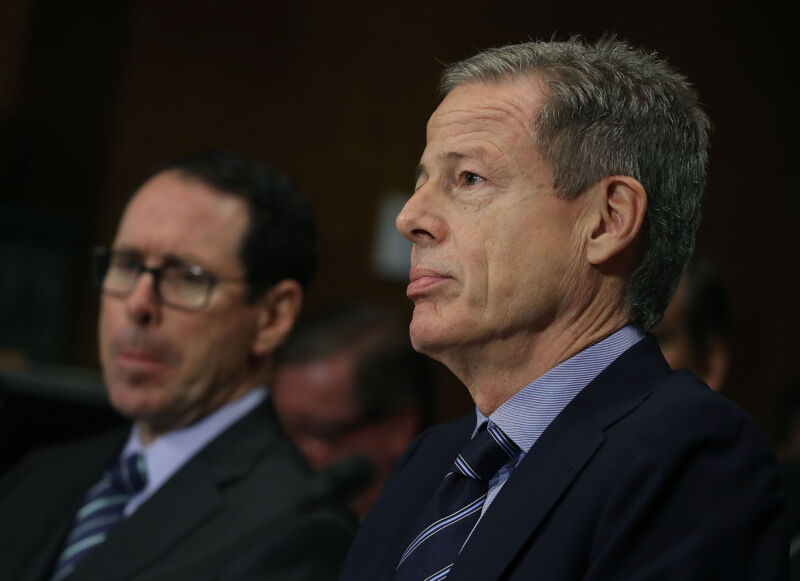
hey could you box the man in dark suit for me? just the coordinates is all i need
[339,37,786,580]
[0,150,354,580]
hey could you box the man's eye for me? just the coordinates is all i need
[460,171,484,186]
[112,254,141,272]
[168,266,206,285]
[182,271,204,284]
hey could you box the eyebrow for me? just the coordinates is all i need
[112,246,199,267]
[414,147,494,183]
[160,254,199,268]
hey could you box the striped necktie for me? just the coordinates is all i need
[393,422,519,581]
[51,453,148,581]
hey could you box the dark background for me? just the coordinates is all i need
[0,0,796,437]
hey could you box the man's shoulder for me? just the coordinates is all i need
[579,336,767,447]
[0,424,129,575]
[630,368,768,444]
[1,426,128,489]
[34,426,129,457]
[129,404,355,581]
[585,366,778,498]
[197,398,316,485]
[169,399,349,522]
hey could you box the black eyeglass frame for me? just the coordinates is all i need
[91,246,247,311]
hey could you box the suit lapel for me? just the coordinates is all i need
[449,336,670,581]
[355,415,475,581]
[68,401,280,581]
[19,430,127,581]
[449,403,606,581]
[77,458,224,580]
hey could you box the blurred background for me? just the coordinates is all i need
[0,0,797,463]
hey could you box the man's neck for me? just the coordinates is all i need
[441,309,629,416]
[138,382,257,446]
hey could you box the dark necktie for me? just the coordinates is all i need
[393,422,519,581]
[51,453,148,581]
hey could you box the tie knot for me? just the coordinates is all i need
[108,453,148,495]
[453,423,519,481]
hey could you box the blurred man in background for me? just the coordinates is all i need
[653,258,731,391]
[273,302,434,518]
[0,150,353,581]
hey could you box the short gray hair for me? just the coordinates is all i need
[441,37,711,330]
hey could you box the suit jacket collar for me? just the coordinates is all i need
[352,414,475,581]
[65,399,284,581]
[345,336,671,581]
[19,430,128,581]
[448,335,671,580]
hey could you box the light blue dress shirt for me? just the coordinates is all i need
[120,386,268,516]
[475,325,645,516]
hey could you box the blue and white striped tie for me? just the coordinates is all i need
[51,453,147,581]
[393,422,519,581]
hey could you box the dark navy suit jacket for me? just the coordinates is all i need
[340,337,787,580]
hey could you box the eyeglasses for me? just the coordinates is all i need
[92,247,246,311]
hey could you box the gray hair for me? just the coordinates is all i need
[441,36,711,329]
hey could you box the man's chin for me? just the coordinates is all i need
[409,317,451,359]
[107,383,169,422]
[410,307,484,364]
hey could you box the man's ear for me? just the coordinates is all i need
[252,279,303,357]
[584,176,647,266]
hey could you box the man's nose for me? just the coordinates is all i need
[125,272,162,325]
[395,184,445,247]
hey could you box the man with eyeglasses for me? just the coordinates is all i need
[0,150,354,581]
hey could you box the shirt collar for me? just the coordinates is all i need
[475,326,645,454]
[120,386,268,515]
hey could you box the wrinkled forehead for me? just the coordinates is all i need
[427,77,548,136]
[419,79,551,178]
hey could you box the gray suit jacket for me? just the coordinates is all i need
[0,399,355,581]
